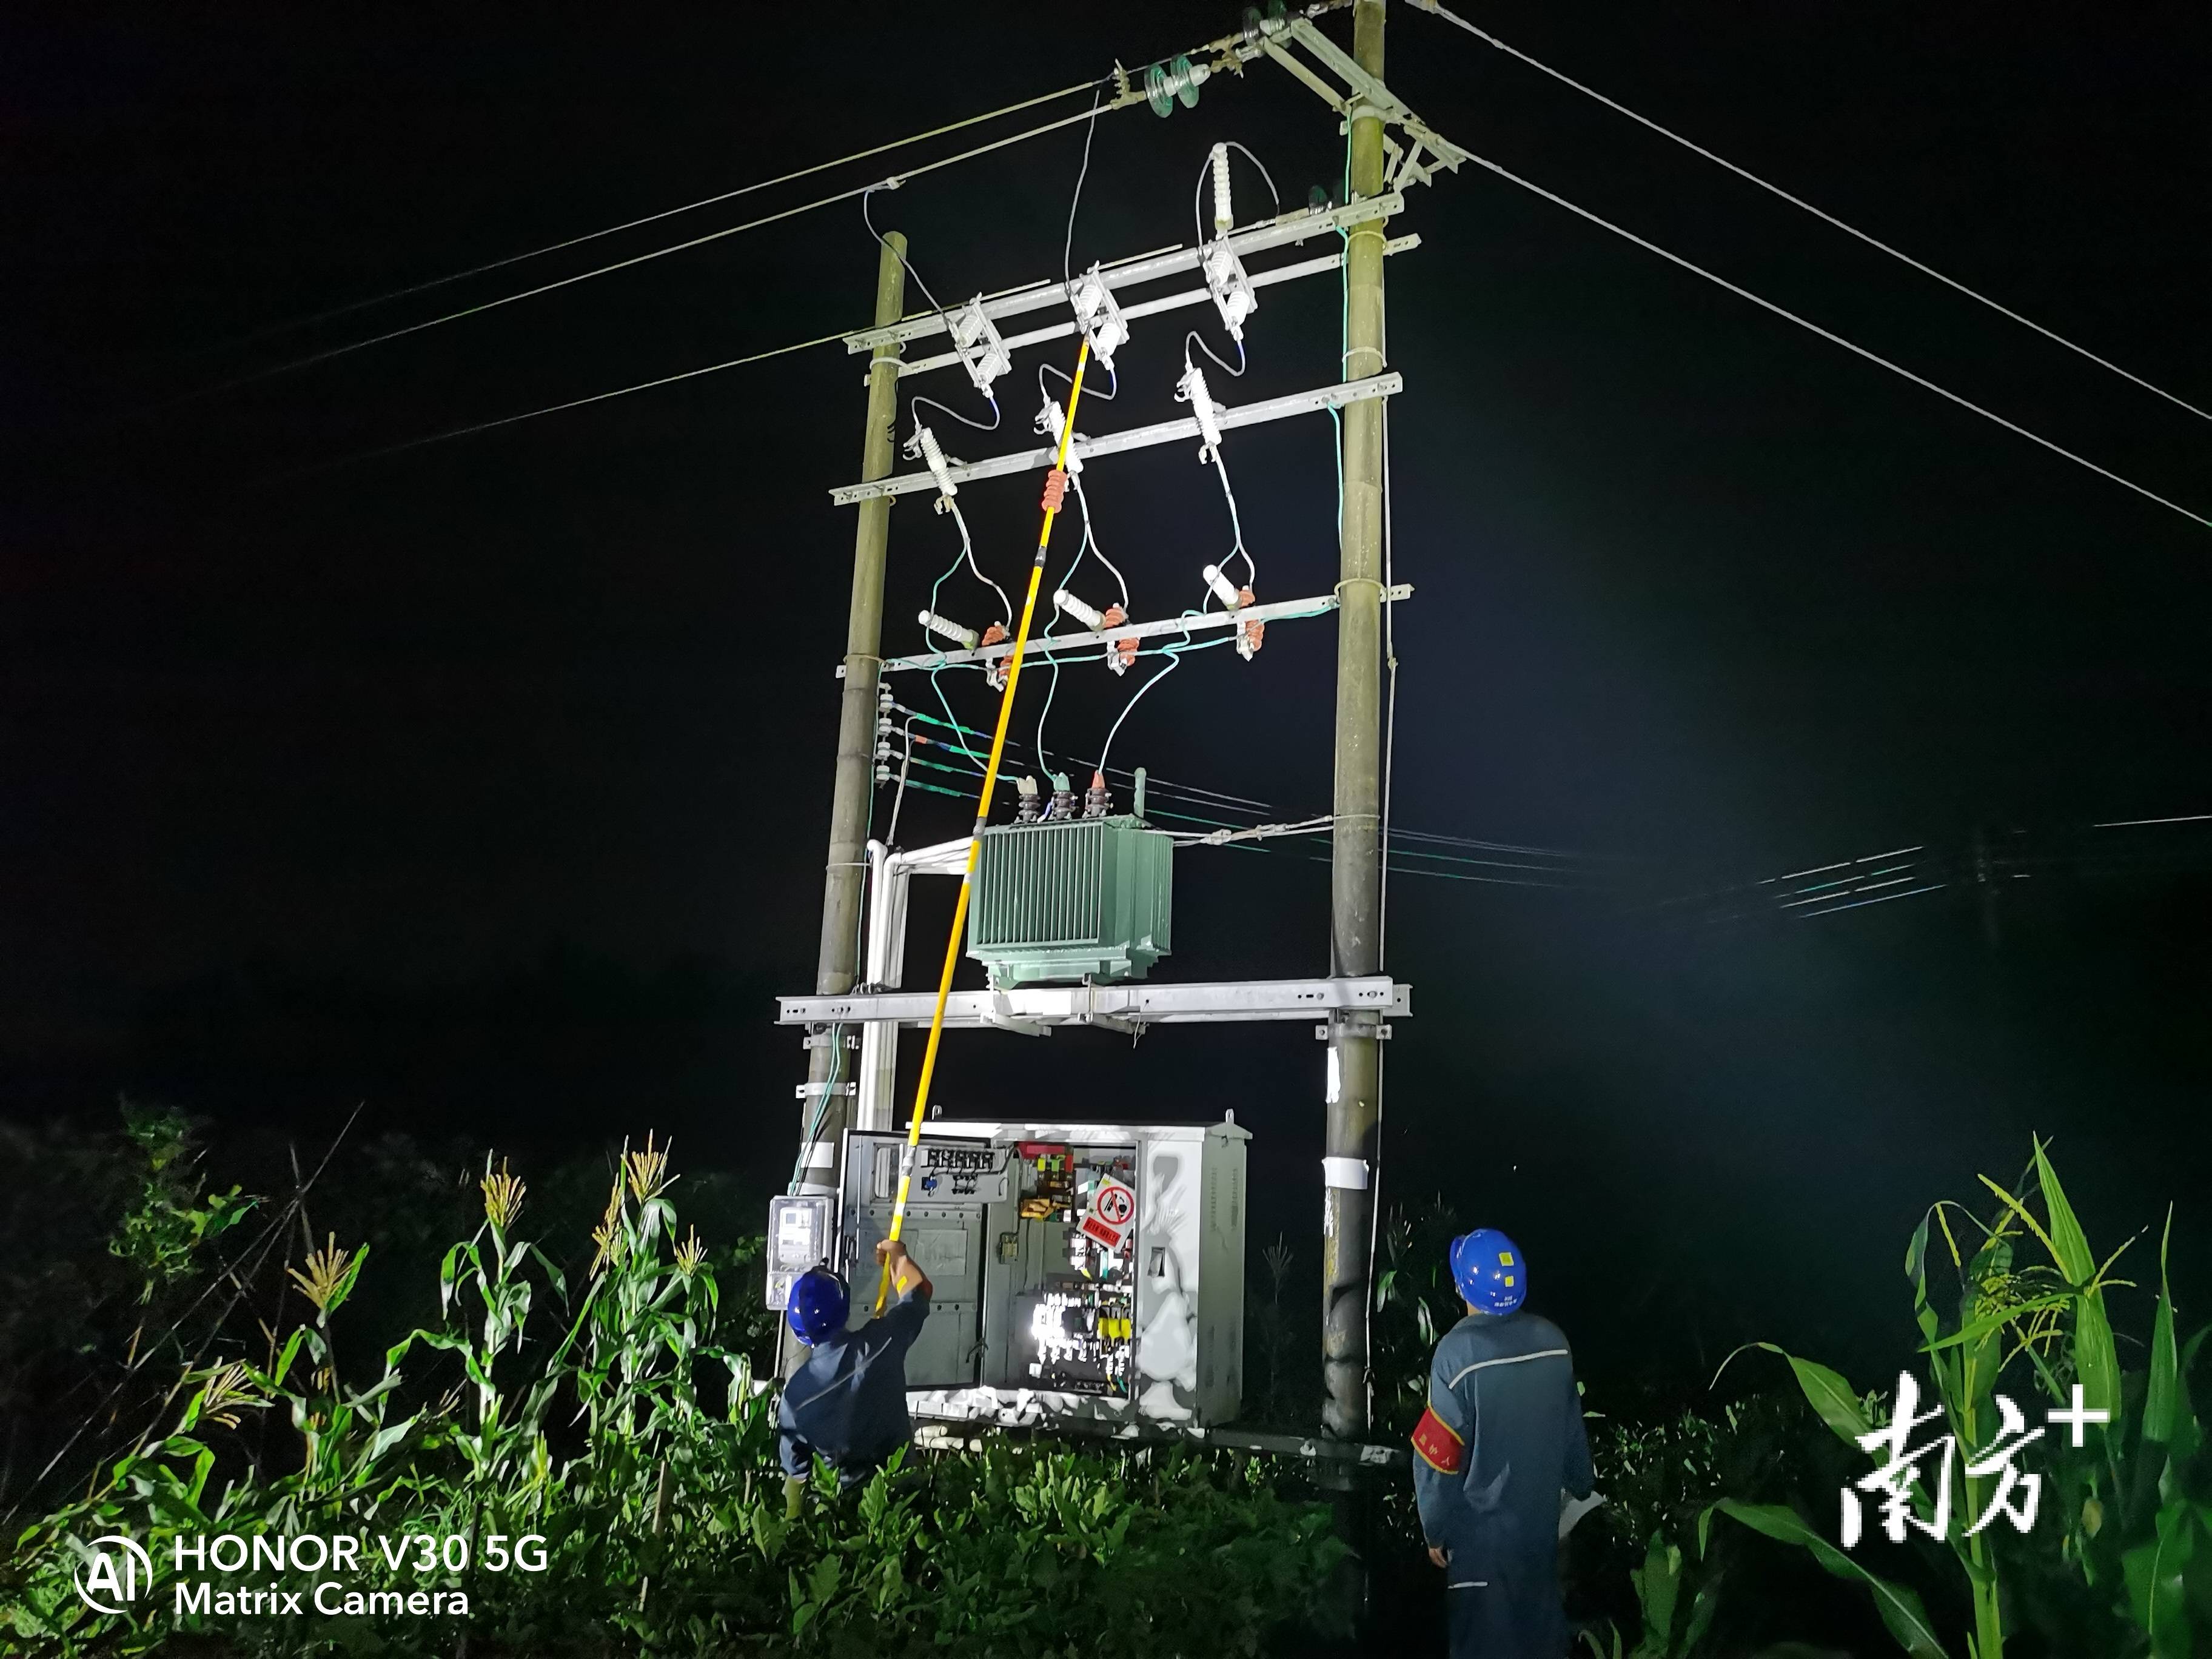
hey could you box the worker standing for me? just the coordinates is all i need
[1410,1228,1595,1658]
[779,1238,935,1489]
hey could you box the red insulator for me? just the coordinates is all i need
[1041,469,1070,513]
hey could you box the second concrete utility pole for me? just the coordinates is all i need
[1322,0,1389,1439]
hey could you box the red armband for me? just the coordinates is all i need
[1412,1404,1464,1474]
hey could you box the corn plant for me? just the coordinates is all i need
[2,1134,1350,1658]
[1372,1196,1467,1435]
[1718,1139,2211,1659]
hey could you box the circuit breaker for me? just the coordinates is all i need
[824,1119,1248,1428]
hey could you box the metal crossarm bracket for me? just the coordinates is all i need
[839,195,1405,357]
[778,976,1412,1033]
[890,234,1420,383]
[1263,17,1473,188]
[830,372,1401,506]
[851,585,1413,677]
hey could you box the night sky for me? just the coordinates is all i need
[7,2,2208,1401]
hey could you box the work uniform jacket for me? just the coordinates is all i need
[1412,1309,1594,1658]
[777,1287,931,1486]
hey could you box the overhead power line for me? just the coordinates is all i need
[1407,1,2212,426]
[197,79,1102,356]
[1452,144,2212,531]
[206,96,1126,398]
[270,327,854,479]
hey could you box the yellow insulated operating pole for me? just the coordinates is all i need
[875,337,1093,1312]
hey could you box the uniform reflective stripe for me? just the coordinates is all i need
[1447,1580,1490,1590]
[1447,1346,1570,1390]
[1411,1403,1464,1473]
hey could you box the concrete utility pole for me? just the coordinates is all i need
[797,233,909,1201]
[1322,0,1388,1440]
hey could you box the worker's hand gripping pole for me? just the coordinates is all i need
[875,339,1093,1313]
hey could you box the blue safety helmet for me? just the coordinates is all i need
[785,1265,850,1346]
[1449,1228,1527,1315]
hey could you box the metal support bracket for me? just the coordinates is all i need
[779,976,1411,1033]
[1264,17,1473,189]
[840,195,1404,358]
[887,234,1420,384]
[831,372,1401,506]
[847,583,1413,678]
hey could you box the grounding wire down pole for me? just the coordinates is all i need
[1323,0,1388,1441]
[796,232,908,1203]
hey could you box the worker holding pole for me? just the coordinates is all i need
[1410,1229,1597,1658]
[778,1240,936,1490]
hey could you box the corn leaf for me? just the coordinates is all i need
[1714,1501,1949,1659]
[1906,1215,1942,1346]
[1634,1533,1680,1651]
[2031,1141,2120,1418]
[2120,1500,2197,1658]
[2145,1208,2180,1449]
[1722,1342,1872,1447]
[1920,1293,2073,1354]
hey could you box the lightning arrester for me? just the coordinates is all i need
[1178,364,1225,455]
[1053,589,1107,630]
[919,610,980,649]
[911,423,958,501]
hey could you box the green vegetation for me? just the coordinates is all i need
[1,1130,1347,1657]
[5,1118,2204,1656]
[1724,1140,2212,1658]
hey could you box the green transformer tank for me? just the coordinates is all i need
[967,814,1175,988]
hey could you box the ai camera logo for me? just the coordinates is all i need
[75,1535,154,1615]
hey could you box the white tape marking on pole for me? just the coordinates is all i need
[1322,1156,1371,1191]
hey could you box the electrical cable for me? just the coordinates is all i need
[1043,360,1115,401]
[203,99,1127,397]
[910,394,1002,435]
[1064,89,1107,288]
[1094,614,1220,779]
[864,188,1006,433]
[885,717,918,848]
[1206,452,1256,591]
[1452,143,2212,531]
[893,703,1276,811]
[273,326,855,478]
[1407,1,2212,426]
[1185,327,1248,378]
[1165,816,1335,846]
[1096,654,1181,780]
[193,79,1105,357]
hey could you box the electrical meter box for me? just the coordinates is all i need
[967,816,1173,988]
[764,1195,834,1314]
[824,1119,1247,1428]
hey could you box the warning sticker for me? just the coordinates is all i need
[1082,1175,1137,1248]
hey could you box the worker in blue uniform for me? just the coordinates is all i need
[1411,1228,1595,1658]
[779,1238,934,1488]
